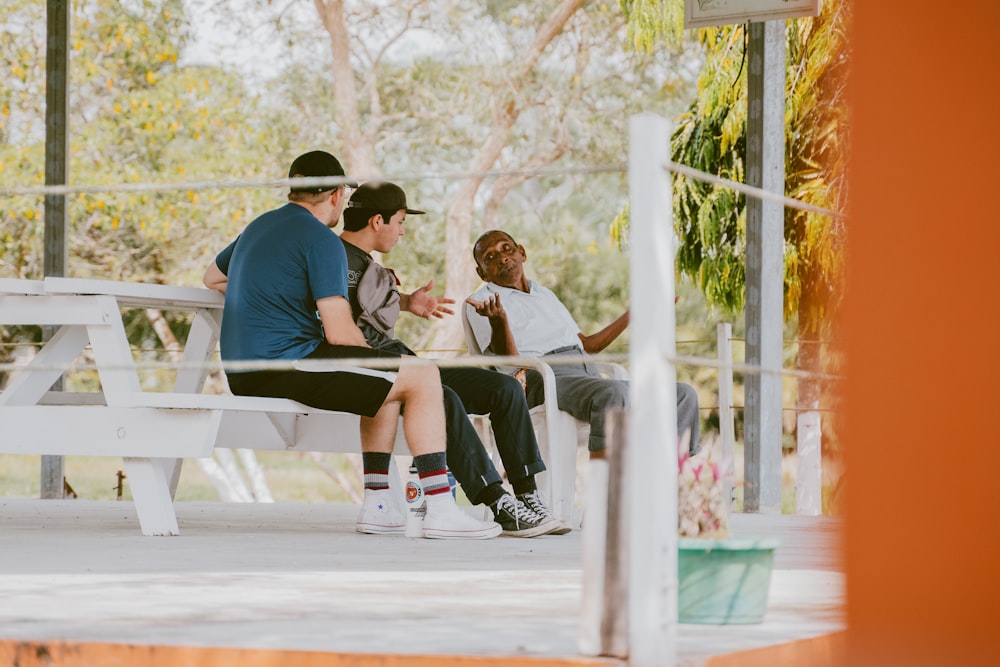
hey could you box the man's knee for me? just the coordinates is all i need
[405,363,440,384]
[395,363,442,400]
[488,372,526,405]
[677,382,698,410]
[595,380,629,411]
[676,382,700,454]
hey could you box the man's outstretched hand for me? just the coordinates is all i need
[465,293,507,320]
[407,280,455,319]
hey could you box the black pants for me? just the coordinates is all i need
[438,366,546,504]
[230,341,546,505]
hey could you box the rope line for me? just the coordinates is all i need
[0,350,844,382]
[0,164,626,198]
[0,338,839,352]
[663,160,843,219]
[1,159,841,225]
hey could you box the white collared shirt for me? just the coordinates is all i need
[466,280,580,357]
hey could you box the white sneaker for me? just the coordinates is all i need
[356,490,405,535]
[423,498,501,540]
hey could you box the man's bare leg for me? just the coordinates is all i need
[357,362,499,539]
[381,363,445,456]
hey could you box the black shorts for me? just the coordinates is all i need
[226,343,400,418]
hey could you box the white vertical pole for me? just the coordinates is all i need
[578,456,608,655]
[796,409,823,515]
[717,322,737,512]
[628,113,677,667]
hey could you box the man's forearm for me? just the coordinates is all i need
[486,315,518,356]
[580,310,630,354]
[203,262,228,294]
[318,296,372,348]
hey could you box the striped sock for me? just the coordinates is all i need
[362,452,392,491]
[413,452,451,497]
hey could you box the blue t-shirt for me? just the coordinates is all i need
[216,203,348,365]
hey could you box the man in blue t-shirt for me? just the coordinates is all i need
[203,151,499,540]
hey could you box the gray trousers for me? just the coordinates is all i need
[524,348,700,455]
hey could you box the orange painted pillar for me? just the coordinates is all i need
[845,2,1000,665]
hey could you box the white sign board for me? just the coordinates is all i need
[685,0,820,28]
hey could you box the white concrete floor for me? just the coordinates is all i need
[0,499,843,665]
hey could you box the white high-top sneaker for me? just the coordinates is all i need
[422,495,501,540]
[356,489,406,535]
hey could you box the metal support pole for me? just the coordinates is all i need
[41,0,70,499]
[744,21,785,513]
[627,113,677,666]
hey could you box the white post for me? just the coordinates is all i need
[796,409,822,515]
[717,322,737,512]
[578,456,608,655]
[627,113,677,666]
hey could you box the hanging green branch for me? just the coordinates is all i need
[619,0,849,327]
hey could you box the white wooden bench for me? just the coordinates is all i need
[0,277,407,536]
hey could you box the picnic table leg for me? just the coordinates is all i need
[123,457,181,536]
[165,310,222,498]
[0,325,89,406]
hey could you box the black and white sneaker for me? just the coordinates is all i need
[491,493,561,537]
[517,490,572,535]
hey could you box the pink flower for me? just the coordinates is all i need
[677,438,732,539]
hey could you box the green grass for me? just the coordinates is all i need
[0,452,365,503]
[2,446,842,515]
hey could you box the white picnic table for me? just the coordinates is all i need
[0,277,406,536]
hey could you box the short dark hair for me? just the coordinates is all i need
[343,207,400,232]
[472,229,517,265]
[289,188,336,205]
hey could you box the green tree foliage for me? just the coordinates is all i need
[620,0,849,457]
[243,0,699,349]
[0,0,274,284]
[0,0,273,374]
[618,0,849,327]
[1,0,699,360]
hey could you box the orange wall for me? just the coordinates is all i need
[845,2,1000,665]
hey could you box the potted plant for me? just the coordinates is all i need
[676,439,780,624]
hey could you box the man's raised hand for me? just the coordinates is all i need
[465,293,506,320]
[407,279,455,319]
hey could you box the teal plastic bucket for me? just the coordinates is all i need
[678,537,780,624]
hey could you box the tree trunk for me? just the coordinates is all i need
[313,0,585,354]
[427,0,587,355]
[316,0,376,178]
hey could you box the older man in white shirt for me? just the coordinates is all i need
[466,229,700,458]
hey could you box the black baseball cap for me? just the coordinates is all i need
[287,150,356,194]
[347,181,425,215]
